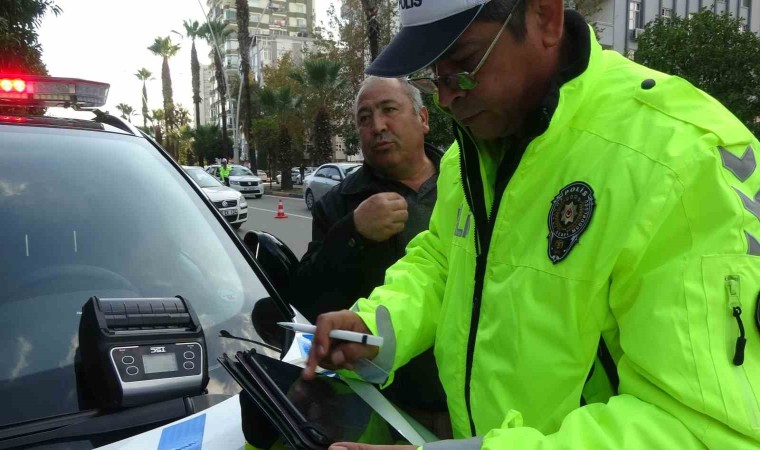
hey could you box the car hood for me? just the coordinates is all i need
[229,176,261,182]
[203,187,242,203]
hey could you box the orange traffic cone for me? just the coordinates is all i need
[275,199,288,219]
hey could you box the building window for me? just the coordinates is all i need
[661,7,672,18]
[249,0,268,8]
[289,2,307,14]
[629,1,642,30]
[289,17,307,28]
[251,13,261,24]
[742,0,750,7]
[740,24,749,32]
[224,9,236,21]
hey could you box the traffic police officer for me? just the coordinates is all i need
[304,0,760,449]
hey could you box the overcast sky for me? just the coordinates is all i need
[37,0,339,121]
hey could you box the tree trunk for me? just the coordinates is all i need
[213,50,229,156]
[313,106,332,165]
[162,56,175,131]
[360,0,380,62]
[236,0,255,171]
[191,41,201,130]
[278,123,293,190]
[141,82,149,129]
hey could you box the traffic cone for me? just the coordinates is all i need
[275,199,288,219]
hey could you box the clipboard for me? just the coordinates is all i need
[219,349,399,449]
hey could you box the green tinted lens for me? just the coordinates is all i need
[456,73,479,91]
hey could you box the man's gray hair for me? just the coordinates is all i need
[353,76,425,124]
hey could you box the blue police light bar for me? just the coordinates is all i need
[0,75,109,108]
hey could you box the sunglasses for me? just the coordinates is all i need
[407,1,520,95]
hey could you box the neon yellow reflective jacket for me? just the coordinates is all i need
[353,14,760,450]
[219,165,232,182]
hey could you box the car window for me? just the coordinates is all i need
[0,125,280,427]
[315,168,329,178]
[186,168,223,188]
[324,167,341,179]
[344,165,361,176]
[230,167,254,177]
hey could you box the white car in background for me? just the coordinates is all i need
[303,163,362,210]
[184,166,248,229]
[206,164,264,198]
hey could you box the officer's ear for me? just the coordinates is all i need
[419,105,430,135]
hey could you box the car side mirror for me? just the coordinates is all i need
[242,230,299,292]
[330,175,341,181]
[243,230,299,354]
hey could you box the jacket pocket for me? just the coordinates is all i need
[698,256,760,432]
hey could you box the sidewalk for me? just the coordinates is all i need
[263,183,303,199]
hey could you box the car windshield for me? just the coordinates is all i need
[0,125,284,429]
[186,167,223,188]
[230,167,254,176]
[345,165,361,175]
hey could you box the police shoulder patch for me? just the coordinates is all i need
[547,181,596,264]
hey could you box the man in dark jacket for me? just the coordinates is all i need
[289,76,449,436]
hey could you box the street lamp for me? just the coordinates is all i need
[233,2,281,166]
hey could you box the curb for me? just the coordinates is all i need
[264,190,303,199]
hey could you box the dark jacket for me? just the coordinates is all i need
[288,143,447,411]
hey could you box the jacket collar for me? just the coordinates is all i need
[451,10,598,255]
[340,142,443,196]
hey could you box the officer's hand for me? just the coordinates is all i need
[302,310,380,380]
[353,193,408,242]
[329,444,416,450]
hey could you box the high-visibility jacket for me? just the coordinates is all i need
[219,165,232,183]
[353,12,760,450]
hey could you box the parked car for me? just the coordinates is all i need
[257,170,269,182]
[206,164,264,198]
[183,166,248,229]
[303,163,362,210]
[276,169,302,185]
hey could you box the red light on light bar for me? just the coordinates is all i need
[0,78,25,93]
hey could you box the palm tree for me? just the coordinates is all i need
[134,68,153,129]
[115,103,136,123]
[258,86,302,190]
[199,20,233,157]
[182,20,202,130]
[147,36,181,133]
[235,0,255,170]
[151,108,165,146]
[290,58,345,165]
[360,0,380,61]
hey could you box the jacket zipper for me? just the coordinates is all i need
[454,123,531,436]
[726,275,747,365]
[725,276,760,428]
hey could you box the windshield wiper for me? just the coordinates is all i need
[219,329,281,352]
[0,397,191,449]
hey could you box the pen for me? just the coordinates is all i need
[277,322,384,347]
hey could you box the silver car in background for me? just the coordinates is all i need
[184,166,248,229]
[303,163,362,210]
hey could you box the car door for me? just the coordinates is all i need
[310,166,332,200]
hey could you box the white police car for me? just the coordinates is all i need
[0,75,437,450]
[0,74,293,449]
[183,166,248,229]
[206,164,264,198]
